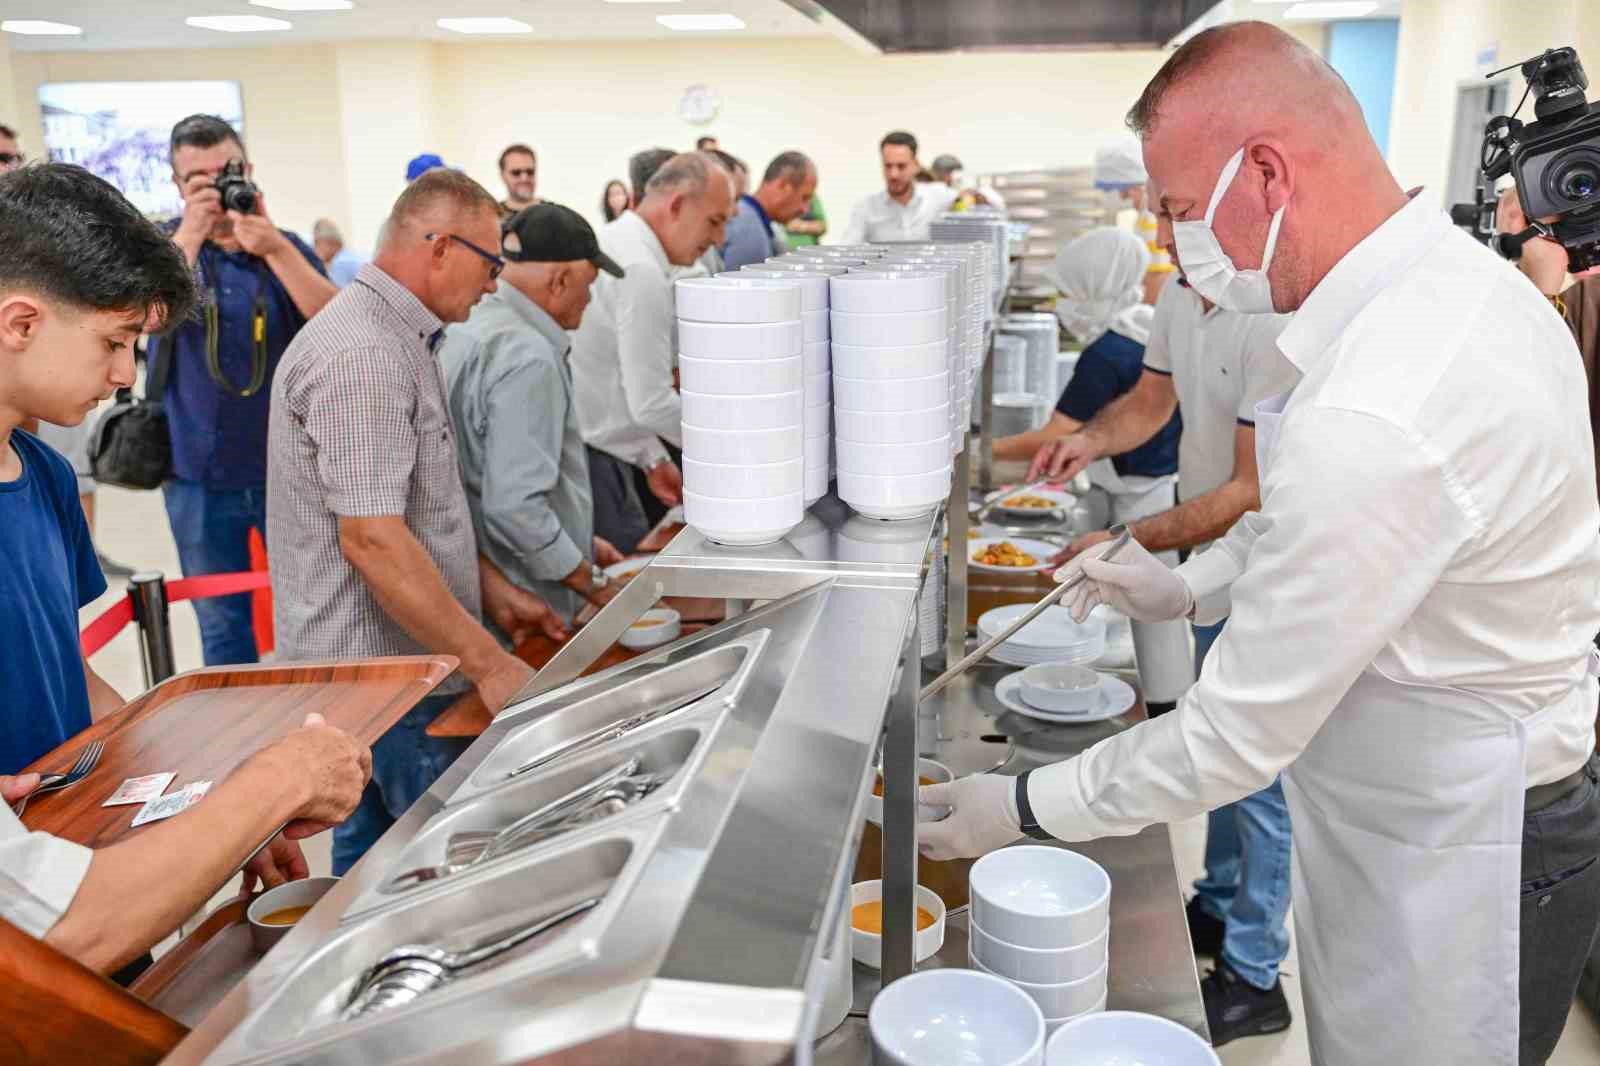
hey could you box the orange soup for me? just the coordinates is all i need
[260,904,313,927]
[852,899,936,935]
[872,774,935,797]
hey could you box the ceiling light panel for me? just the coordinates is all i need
[436,16,533,34]
[250,0,355,10]
[1283,1,1380,18]
[186,15,293,32]
[1,19,84,35]
[656,13,746,31]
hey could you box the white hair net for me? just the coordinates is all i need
[1045,227,1152,348]
[1093,136,1147,189]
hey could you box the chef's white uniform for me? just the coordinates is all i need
[1030,194,1600,1063]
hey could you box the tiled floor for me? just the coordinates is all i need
[84,481,1600,1056]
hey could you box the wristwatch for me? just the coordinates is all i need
[589,563,612,592]
[1015,770,1055,841]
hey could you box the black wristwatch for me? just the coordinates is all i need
[1015,770,1055,841]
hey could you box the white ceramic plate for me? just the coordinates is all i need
[969,537,1060,573]
[994,672,1135,725]
[978,604,1106,650]
[992,487,1075,517]
[603,556,651,580]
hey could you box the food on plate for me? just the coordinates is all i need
[260,905,313,927]
[630,619,664,629]
[1004,494,1056,509]
[851,899,937,935]
[872,774,935,797]
[974,540,1038,567]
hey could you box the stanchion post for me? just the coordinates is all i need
[129,571,177,688]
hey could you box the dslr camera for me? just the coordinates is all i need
[1474,47,1600,271]
[214,159,260,215]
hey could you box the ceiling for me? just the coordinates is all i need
[0,0,828,51]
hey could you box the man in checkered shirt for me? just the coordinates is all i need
[268,169,568,872]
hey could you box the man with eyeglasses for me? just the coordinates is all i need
[0,124,22,172]
[497,143,540,220]
[268,168,569,872]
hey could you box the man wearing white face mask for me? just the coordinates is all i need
[920,22,1600,1066]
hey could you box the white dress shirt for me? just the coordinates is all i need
[1033,193,1600,839]
[1,802,91,938]
[571,211,681,469]
[839,184,951,245]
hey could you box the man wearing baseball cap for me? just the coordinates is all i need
[438,203,630,628]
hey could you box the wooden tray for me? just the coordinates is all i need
[130,898,261,1028]
[19,656,457,848]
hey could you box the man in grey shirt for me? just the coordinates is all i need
[720,150,819,271]
[440,204,628,626]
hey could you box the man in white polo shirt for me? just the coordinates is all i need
[839,131,954,245]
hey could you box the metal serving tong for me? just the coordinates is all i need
[920,524,1134,703]
[504,683,720,780]
[340,897,600,1022]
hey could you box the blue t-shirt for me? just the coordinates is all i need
[1056,330,1180,479]
[0,431,106,773]
[720,194,779,270]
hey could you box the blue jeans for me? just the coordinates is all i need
[162,479,265,667]
[332,693,469,875]
[1190,619,1294,991]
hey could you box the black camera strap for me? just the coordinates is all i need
[199,248,270,399]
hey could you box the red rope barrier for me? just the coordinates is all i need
[79,570,273,657]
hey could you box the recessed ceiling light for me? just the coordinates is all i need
[436,16,532,34]
[250,0,354,10]
[186,14,293,32]
[656,13,745,30]
[1283,1,1379,17]
[1,19,84,35]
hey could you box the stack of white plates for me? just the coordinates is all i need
[1003,313,1062,429]
[830,271,953,521]
[676,276,804,545]
[976,603,1107,667]
[725,268,832,504]
[932,212,1009,315]
[970,845,1112,1036]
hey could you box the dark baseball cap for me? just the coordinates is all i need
[501,203,624,277]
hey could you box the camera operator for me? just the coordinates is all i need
[163,114,337,667]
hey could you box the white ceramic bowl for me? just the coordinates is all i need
[679,354,801,397]
[619,607,681,650]
[969,953,1108,1019]
[802,308,830,344]
[850,880,946,970]
[835,436,951,477]
[831,306,948,347]
[1045,1011,1221,1066]
[1019,664,1102,715]
[804,369,830,407]
[803,340,831,376]
[757,259,850,276]
[837,466,952,521]
[830,339,949,381]
[1044,993,1108,1038]
[829,271,946,313]
[677,318,802,360]
[805,400,830,438]
[681,457,803,499]
[969,845,1112,951]
[786,253,869,267]
[675,275,801,323]
[683,490,803,546]
[869,968,1045,1066]
[723,269,829,311]
[248,877,339,951]
[799,243,883,257]
[680,389,801,432]
[834,371,949,412]
[970,919,1109,985]
[833,403,949,444]
[681,423,802,466]
[864,757,952,826]
[803,460,829,506]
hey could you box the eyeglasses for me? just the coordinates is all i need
[506,168,535,178]
[0,153,24,166]
[425,232,505,280]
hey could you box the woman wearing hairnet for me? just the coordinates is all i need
[994,227,1192,705]
[1094,135,1175,304]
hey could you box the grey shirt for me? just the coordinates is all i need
[267,262,480,693]
[439,285,594,624]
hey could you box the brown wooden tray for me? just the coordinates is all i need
[130,898,261,1028]
[19,656,458,848]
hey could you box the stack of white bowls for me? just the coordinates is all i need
[675,276,804,545]
[969,845,1112,1036]
[829,271,953,521]
[847,260,964,450]
[724,268,832,504]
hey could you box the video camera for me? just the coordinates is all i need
[1458,47,1600,271]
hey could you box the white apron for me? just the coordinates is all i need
[1251,389,1593,1065]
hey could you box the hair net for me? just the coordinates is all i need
[1045,227,1152,348]
[1092,136,1147,190]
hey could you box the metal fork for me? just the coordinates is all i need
[13,740,104,816]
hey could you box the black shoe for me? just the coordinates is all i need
[96,552,136,579]
[1202,960,1291,1046]
[1185,895,1225,957]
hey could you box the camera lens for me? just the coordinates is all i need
[1560,167,1599,200]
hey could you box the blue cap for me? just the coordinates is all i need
[406,153,446,182]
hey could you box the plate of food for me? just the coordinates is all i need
[993,487,1075,517]
[968,537,1060,573]
[604,556,652,580]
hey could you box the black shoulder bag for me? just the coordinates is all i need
[88,332,177,490]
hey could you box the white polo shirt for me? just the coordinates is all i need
[839,183,952,245]
[1,802,91,938]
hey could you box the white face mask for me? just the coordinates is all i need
[1171,147,1285,314]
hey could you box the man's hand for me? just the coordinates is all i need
[645,459,683,507]
[1,772,39,806]
[239,833,309,895]
[1498,186,1573,296]
[228,190,290,259]
[1050,528,1113,568]
[258,713,371,839]
[917,775,1022,861]
[1027,434,1098,483]
[1054,537,1193,623]
[477,658,537,716]
[173,173,224,260]
[593,536,625,568]
[484,568,572,645]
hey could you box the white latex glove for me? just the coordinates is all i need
[1053,537,1194,623]
[917,774,1022,861]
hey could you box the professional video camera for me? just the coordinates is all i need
[214,159,260,215]
[1464,46,1600,271]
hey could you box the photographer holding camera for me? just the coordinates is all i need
[162,114,337,667]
